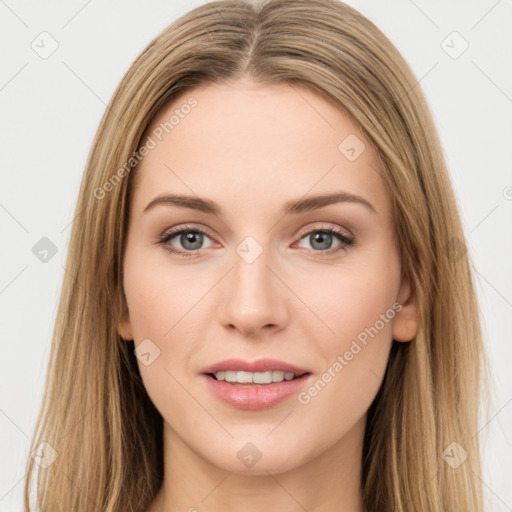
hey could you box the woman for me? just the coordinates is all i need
[24,0,491,510]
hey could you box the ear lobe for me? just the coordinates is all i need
[392,277,421,342]
[118,307,133,341]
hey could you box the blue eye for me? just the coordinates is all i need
[157,224,355,258]
[157,225,214,257]
[296,227,354,253]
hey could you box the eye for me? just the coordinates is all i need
[157,223,355,258]
[293,225,355,256]
[157,224,216,257]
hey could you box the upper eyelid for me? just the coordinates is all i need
[162,224,216,241]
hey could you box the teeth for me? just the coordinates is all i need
[213,370,297,384]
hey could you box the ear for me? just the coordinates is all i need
[118,304,133,341]
[392,276,421,342]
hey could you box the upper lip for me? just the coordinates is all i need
[201,358,311,376]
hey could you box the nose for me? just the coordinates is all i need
[217,243,289,338]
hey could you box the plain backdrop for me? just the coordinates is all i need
[1,0,511,510]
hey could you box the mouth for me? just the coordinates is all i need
[202,370,313,410]
[200,358,313,410]
[206,370,311,385]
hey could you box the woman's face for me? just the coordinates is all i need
[119,77,419,475]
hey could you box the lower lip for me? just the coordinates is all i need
[202,373,312,410]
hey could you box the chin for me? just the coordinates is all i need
[200,438,308,476]
[217,455,301,476]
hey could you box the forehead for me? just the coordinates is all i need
[132,78,389,218]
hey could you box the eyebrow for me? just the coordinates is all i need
[143,191,377,216]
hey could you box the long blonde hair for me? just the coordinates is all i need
[24,0,493,510]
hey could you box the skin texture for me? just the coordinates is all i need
[118,76,420,512]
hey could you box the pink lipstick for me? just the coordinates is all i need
[201,358,313,410]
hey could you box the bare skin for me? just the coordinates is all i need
[118,76,420,512]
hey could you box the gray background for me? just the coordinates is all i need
[1,0,511,510]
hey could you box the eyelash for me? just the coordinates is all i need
[156,223,355,258]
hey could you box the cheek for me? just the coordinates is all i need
[344,281,394,336]
[122,247,213,385]
[300,256,400,402]
[313,256,400,342]
[122,256,195,414]
[123,247,200,340]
